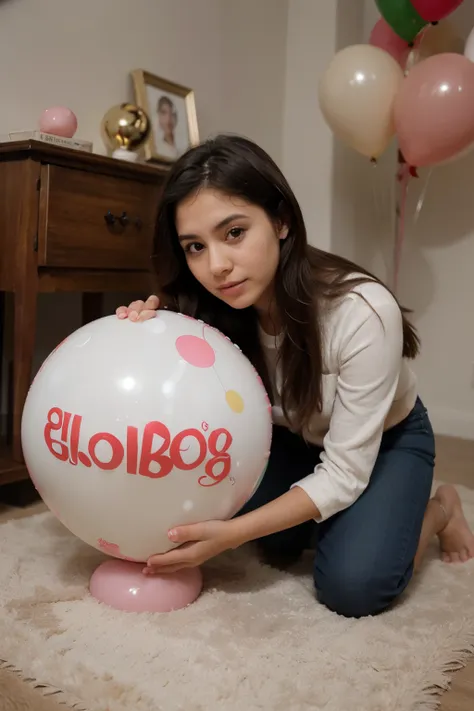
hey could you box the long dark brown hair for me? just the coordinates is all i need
[152,134,419,432]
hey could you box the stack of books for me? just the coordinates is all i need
[0,130,93,153]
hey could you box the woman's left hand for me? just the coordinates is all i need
[144,520,241,575]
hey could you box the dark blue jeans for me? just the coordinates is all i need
[239,397,435,618]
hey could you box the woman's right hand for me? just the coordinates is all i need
[116,294,160,322]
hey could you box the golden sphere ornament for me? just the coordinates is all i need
[101,103,150,162]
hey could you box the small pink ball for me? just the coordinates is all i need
[39,106,78,138]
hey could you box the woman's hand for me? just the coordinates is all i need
[144,519,243,575]
[116,294,160,322]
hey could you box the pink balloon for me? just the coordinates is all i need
[410,0,464,22]
[39,106,78,138]
[370,18,410,68]
[394,53,474,167]
[89,559,203,612]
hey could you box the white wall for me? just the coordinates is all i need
[216,1,287,163]
[1,0,473,440]
[282,0,371,260]
[282,0,474,438]
[282,0,338,251]
[0,0,288,383]
[357,1,474,439]
[0,0,288,162]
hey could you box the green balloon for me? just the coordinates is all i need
[375,0,427,43]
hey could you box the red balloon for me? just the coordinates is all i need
[410,0,464,22]
[394,53,474,167]
[369,18,410,67]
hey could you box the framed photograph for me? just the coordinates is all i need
[131,69,199,164]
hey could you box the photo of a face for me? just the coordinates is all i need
[147,87,190,160]
[131,69,199,165]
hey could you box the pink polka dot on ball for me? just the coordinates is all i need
[175,334,216,368]
[39,107,78,138]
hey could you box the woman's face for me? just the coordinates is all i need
[175,188,287,313]
[158,102,176,133]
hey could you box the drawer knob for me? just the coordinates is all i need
[104,211,142,229]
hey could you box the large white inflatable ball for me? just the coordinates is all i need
[21,312,272,562]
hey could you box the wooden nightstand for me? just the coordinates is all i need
[0,140,167,486]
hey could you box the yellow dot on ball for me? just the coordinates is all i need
[225,390,244,413]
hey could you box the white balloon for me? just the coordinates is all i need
[465,26,474,62]
[21,313,272,562]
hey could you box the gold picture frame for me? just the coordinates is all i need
[131,69,199,165]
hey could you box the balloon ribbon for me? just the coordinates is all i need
[393,151,418,294]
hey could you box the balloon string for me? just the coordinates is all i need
[413,168,434,225]
[405,24,428,74]
[393,163,410,295]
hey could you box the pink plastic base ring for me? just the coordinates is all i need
[89,559,203,612]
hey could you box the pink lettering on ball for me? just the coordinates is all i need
[43,406,233,488]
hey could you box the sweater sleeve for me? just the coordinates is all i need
[291,284,404,521]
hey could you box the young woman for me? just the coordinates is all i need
[116,134,474,618]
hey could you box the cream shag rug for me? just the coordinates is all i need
[1,484,474,711]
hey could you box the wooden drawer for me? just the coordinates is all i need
[37,163,161,269]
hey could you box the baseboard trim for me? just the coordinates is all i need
[429,405,474,441]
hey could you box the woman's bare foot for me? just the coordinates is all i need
[434,484,474,563]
